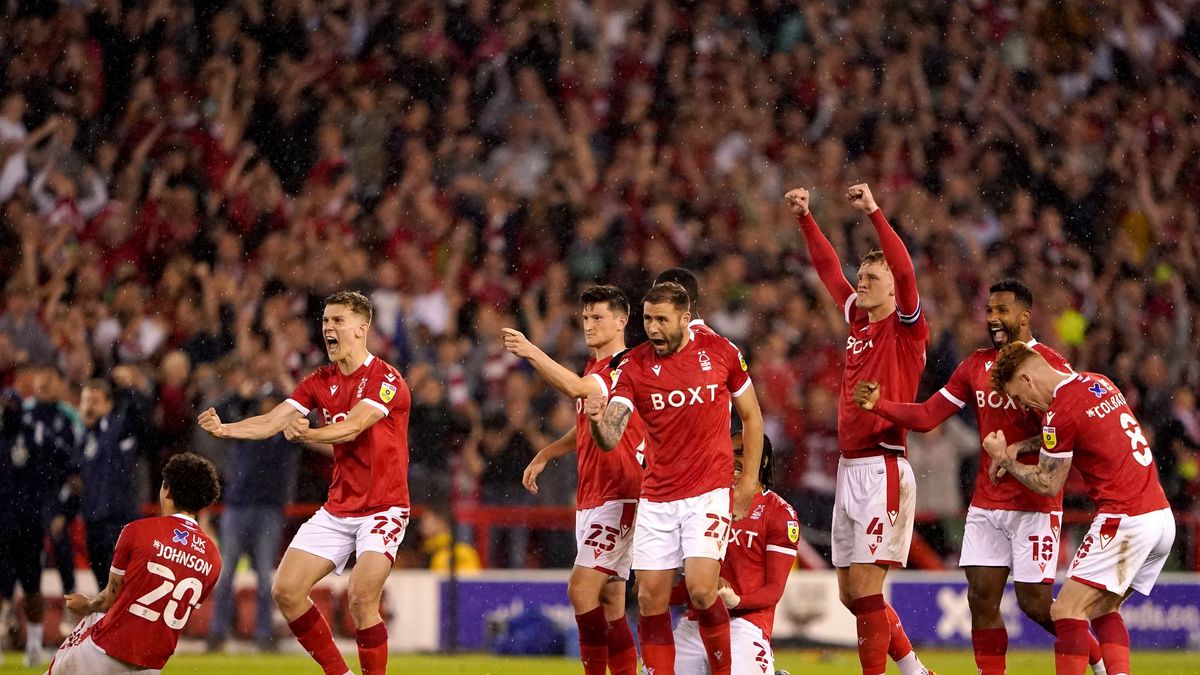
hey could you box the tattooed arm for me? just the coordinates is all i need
[983,430,1071,496]
[586,393,631,451]
[1009,437,1043,455]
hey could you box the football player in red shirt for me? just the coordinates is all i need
[198,291,410,675]
[784,184,933,675]
[986,343,1174,675]
[48,453,222,674]
[854,279,1105,675]
[674,430,800,674]
[588,281,765,675]
[654,267,716,337]
[504,285,643,675]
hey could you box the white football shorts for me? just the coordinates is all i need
[574,499,637,580]
[1068,507,1175,596]
[633,488,732,570]
[959,506,1064,584]
[47,613,161,674]
[289,506,410,575]
[674,615,774,675]
[831,455,916,568]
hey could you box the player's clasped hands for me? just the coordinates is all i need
[284,416,311,441]
[853,381,880,410]
[982,430,1010,483]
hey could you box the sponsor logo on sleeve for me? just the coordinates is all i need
[738,352,748,372]
[787,520,800,543]
[1042,426,1057,450]
[380,382,397,403]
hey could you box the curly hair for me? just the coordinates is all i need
[989,341,1039,392]
[162,453,221,514]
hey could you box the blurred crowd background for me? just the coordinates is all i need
[2,0,1200,576]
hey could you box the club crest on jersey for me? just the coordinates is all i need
[698,350,712,372]
[1042,426,1057,450]
[380,382,397,403]
[750,503,766,520]
[356,377,368,398]
[787,520,800,543]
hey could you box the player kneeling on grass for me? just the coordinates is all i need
[985,342,1175,675]
[47,453,222,675]
[673,431,801,675]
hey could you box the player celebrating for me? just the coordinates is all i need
[784,185,933,675]
[674,430,799,675]
[198,291,409,675]
[588,281,765,675]
[505,284,643,675]
[986,343,1174,675]
[47,453,222,674]
[854,280,1105,674]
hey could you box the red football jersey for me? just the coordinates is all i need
[610,328,752,501]
[839,300,929,455]
[940,339,1070,512]
[723,490,798,640]
[287,354,411,516]
[1041,373,1169,516]
[90,515,222,669]
[575,356,644,509]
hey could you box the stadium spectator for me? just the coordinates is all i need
[419,506,482,574]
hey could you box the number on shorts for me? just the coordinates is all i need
[128,562,204,629]
[583,524,620,552]
[1120,413,1153,467]
[865,517,884,536]
[704,513,732,543]
[1076,534,1095,561]
[1028,535,1054,562]
[370,515,406,545]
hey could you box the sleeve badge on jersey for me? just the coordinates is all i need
[379,382,397,403]
[1042,426,1057,450]
[787,520,800,543]
[738,352,748,372]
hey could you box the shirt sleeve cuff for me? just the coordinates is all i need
[765,544,797,556]
[361,398,389,416]
[843,293,858,324]
[589,373,609,398]
[609,396,635,411]
[938,387,966,409]
[732,378,753,398]
[1041,449,1073,459]
[285,398,310,415]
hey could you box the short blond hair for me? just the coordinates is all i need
[325,290,373,324]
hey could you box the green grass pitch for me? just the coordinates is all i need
[4,649,1198,673]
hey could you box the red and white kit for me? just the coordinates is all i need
[799,208,929,569]
[49,515,222,673]
[286,354,413,572]
[675,490,799,674]
[1042,373,1174,595]
[572,355,644,579]
[609,328,752,569]
[940,340,1069,582]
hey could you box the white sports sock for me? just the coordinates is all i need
[895,651,928,675]
[26,622,43,654]
[1091,659,1108,675]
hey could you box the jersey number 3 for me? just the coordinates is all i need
[1120,413,1153,467]
[129,562,204,629]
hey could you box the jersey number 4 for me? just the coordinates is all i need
[129,562,204,629]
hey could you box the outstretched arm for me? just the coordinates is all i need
[848,184,920,321]
[198,401,301,440]
[502,328,604,399]
[855,381,959,432]
[785,188,856,310]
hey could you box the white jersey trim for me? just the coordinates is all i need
[766,544,797,556]
[1052,373,1079,398]
[938,387,966,409]
[879,442,905,452]
[843,293,858,324]
[361,398,389,416]
[285,398,310,415]
[589,373,609,398]
[1041,449,1073,459]
[732,378,753,398]
[898,299,922,324]
[110,566,125,576]
[610,395,635,411]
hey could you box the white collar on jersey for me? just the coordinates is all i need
[172,513,198,524]
[1051,372,1079,398]
[1026,337,1039,348]
[363,353,375,367]
[689,319,706,328]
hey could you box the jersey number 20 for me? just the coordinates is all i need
[129,562,204,629]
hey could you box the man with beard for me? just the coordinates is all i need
[854,279,1105,675]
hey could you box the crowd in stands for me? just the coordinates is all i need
[2,0,1200,572]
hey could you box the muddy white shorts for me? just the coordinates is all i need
[47,613,160,675]
[289,506,410,575]
[831,455,915,568]
[1068,508,1175,596]
[674,615,774,674]
[632,488,731,570]
[574,499,637,579]
[959,506,1063,583]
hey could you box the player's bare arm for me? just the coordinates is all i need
[65,571,125,615]
[286,400,385,444]
[502,328,603,399]
[731,385,764,518]
[983,430,1071,495]
[853,381,880,410]
[587,393,629,450]
[523,427,577,495]
[198,401,301,440]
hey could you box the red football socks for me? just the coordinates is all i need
[852,594,889,675]
[288,604,350,675]
[885,601,914,660]
[972,627,1008,675]
[695,600,732,675]
[576,607,610,675]
[356,621,388,675]
[1054,618,1091,675]
[638,612,675,675]
[607,616,638,675]
[1092,612,1130,675]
